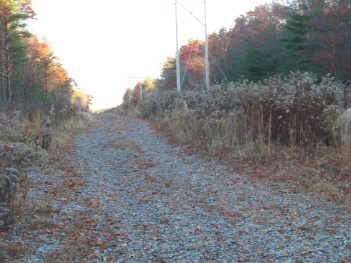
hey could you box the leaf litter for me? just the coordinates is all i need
[1,112,351,262]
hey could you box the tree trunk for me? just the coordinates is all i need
[0,20,6,105]
[0,18,11,105]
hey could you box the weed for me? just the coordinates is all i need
[121,71,351,201]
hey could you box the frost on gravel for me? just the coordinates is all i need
[16,113,351,262]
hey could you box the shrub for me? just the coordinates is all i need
[131,71,349,151]
[0,169,19,226]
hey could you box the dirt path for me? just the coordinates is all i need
[3,113,351,262]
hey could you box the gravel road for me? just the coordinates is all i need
[20,113,351,262]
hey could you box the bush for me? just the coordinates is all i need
[131,71,349,150]
[0,169,18,226]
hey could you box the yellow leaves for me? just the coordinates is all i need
[72,89,92,109]
[0,0,19,12]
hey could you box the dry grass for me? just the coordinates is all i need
[150,109,351,204]
[21,109,42,133]
[48,112,95,159]
[0,110,95,261]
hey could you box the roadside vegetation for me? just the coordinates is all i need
[120,71,351,203]
[2,0,351,258]
[0,0,92,230]
[0,107,93,224]
[120,0,351,202]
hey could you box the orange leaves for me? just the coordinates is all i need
[25,35,73,96]
[88,199,101,208]
[133,157,157,171]
[45,176,84,198]
[136,186,144,192]
[144,173,156,183]
[213,235,226,242]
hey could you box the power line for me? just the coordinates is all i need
[209,52,229,81]
[181,41,195,88]
[175,0,209,90]
[124,77,149,79]
[177,0,204,27]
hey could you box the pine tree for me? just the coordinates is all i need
[234,46,276,82]
[280,12,314,72]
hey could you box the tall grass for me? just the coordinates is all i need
[159,106,275,159]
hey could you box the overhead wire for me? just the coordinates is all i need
[209,52,229,82]
[181,41,195,88]
[178,2,202,26]
[177,0,204,26]
[177,0,205,88]
[176,0,229,86]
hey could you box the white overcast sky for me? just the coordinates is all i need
[27,0,269,109]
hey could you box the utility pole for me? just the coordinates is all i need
[140,83,142,101]
[125,77,147,101]
[175,0,181,92]
[204,0,209,89]
[174,0,209,90]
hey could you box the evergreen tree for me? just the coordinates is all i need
[280,12,314,72]
[156,57,177,91]
[234,45,276,82]
[0,0,34,105]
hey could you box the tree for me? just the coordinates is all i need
[0,0,34,105]
[309,0,351,80]
[179,39,206,89]
[234,45,276,82]
[225,3,289,81]
[141,76,155,98]
[208,28,230,84]
[156,57,177,91]
[280,11,314,72]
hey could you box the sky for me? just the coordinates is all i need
[27,0,269,109]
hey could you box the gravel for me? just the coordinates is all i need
[19,113,351,262]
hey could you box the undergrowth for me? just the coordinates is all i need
[0,107,94,260]
[0,108,94,227]
[119,71,351,202]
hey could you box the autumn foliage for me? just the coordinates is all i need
[0,0,92,227]
[122,0,351,198]
[0,0,91,115]
[132,0,351,92]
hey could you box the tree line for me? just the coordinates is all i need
[124,0,351,102]
[0,0,91,115]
